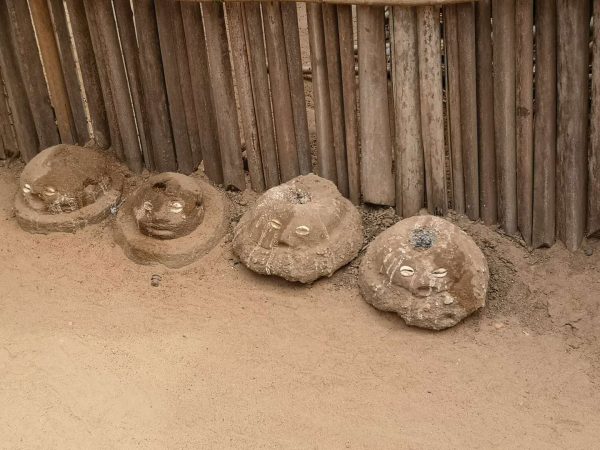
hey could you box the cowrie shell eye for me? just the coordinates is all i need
[432,268,448,278]
[44,186,56,196]
[295,225,310,236]
[399,266,415,277]
[269,219,282,230]
[169,201,184,214]
[22,184,32,194]
[143,201,153,211]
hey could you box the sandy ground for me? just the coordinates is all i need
[1,162,600,449]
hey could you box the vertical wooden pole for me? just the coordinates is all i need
[417,6,447,215]
[226,2,265,192]
[92,0,143,173]
[443,5,464,214]
[357,6,395,206]
[590,0,600,237]
[492,0,517,233]
[322,4,349,197]
[263,2,300,182]
[202,2,245,190]
[281,3,311,175]
[132,0,177,172]
[0,0,38,161]
[113,0,153,170]
[244,3,279,188]
[29,0,76,143]
[47,0,88,144]
[337,5,360,205]
[457,3,479,220]
[7,0,60,150]
[515,0,534,245]
[155,0,194,174]
[0,70,18,158]
[392,6,424,217]
[84,0,124,160]
[65,0,110,148]
[181,2,223,182]
[532,0,556,247]
[475,0,497,225]
[307,3,337,184]
[556,0,589,250]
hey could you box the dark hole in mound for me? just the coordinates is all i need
[410,227,436,250]
[153,182,167,191]
[289,188,311,205]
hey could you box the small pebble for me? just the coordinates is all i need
[443,298,454,305]
[151,274,161,287]
[494,322,505,330]
[584,248,593,257]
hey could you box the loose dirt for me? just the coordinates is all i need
[1,162,600,449]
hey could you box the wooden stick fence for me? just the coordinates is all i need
[0,0,599,251]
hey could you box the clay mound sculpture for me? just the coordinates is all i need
[114,172,229,268]
[233,174,363,283]
[359,215,489,330]
[15,144,124,233]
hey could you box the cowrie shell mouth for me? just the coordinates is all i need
[169,201,184,214]
[399,266,415,277]
[44,186,56,196]
[432,268,448,278]
[295,225,310,236]
[22,184,32,194]
[269,219,282,230]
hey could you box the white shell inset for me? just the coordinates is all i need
[432,268,448,278]
[44,186,56,196]
[22,184,32,194]
[143,201,153,212]
[269,219,282,230]
[399,266,415,277]
[169,201,184,214]
[295,225,310,236]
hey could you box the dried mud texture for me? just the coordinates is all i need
[359,215,489,330]
[14,145,125,234]
[114,173,230,268]
[233,174,363,283]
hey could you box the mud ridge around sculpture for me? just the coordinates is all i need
[15,144,124,234]
[114,172,230,268]
[233,174,363,283]
[359,215,489,330]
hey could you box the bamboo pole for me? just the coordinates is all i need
[7,0,60,150]
[515,0,533,245]
[281,3,312,175]
[113,0,153,170]
[532,0,556,247]
[226,2,265,192]
[263,2,300,182]
[307,3,337,184]
[155,0,194,174]
[357,5,394,205]
[47,0,88,144]
[556,0,589,251]
[65,0,110,148]
[180,2,223,182]
[392,6,424,217]
[132,0,177,172]
[443,5,464,214]
[589,0,600,237]
[457,3,479,220]
[83,0,124,160]
[337,5,360,204]
[323,4,349,197]
[202,2,246,190]
[492,0,517,234]
[29,0,76,143]
[244,3,279,188]
[93,0,143,173]
[0,0,39,161]
[417,6,446,215]
[475,0,496,225]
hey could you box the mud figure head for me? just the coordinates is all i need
[134,173,204,240]
[359,215,489,330]
[19,145,112,214]
[232,174,364,283]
